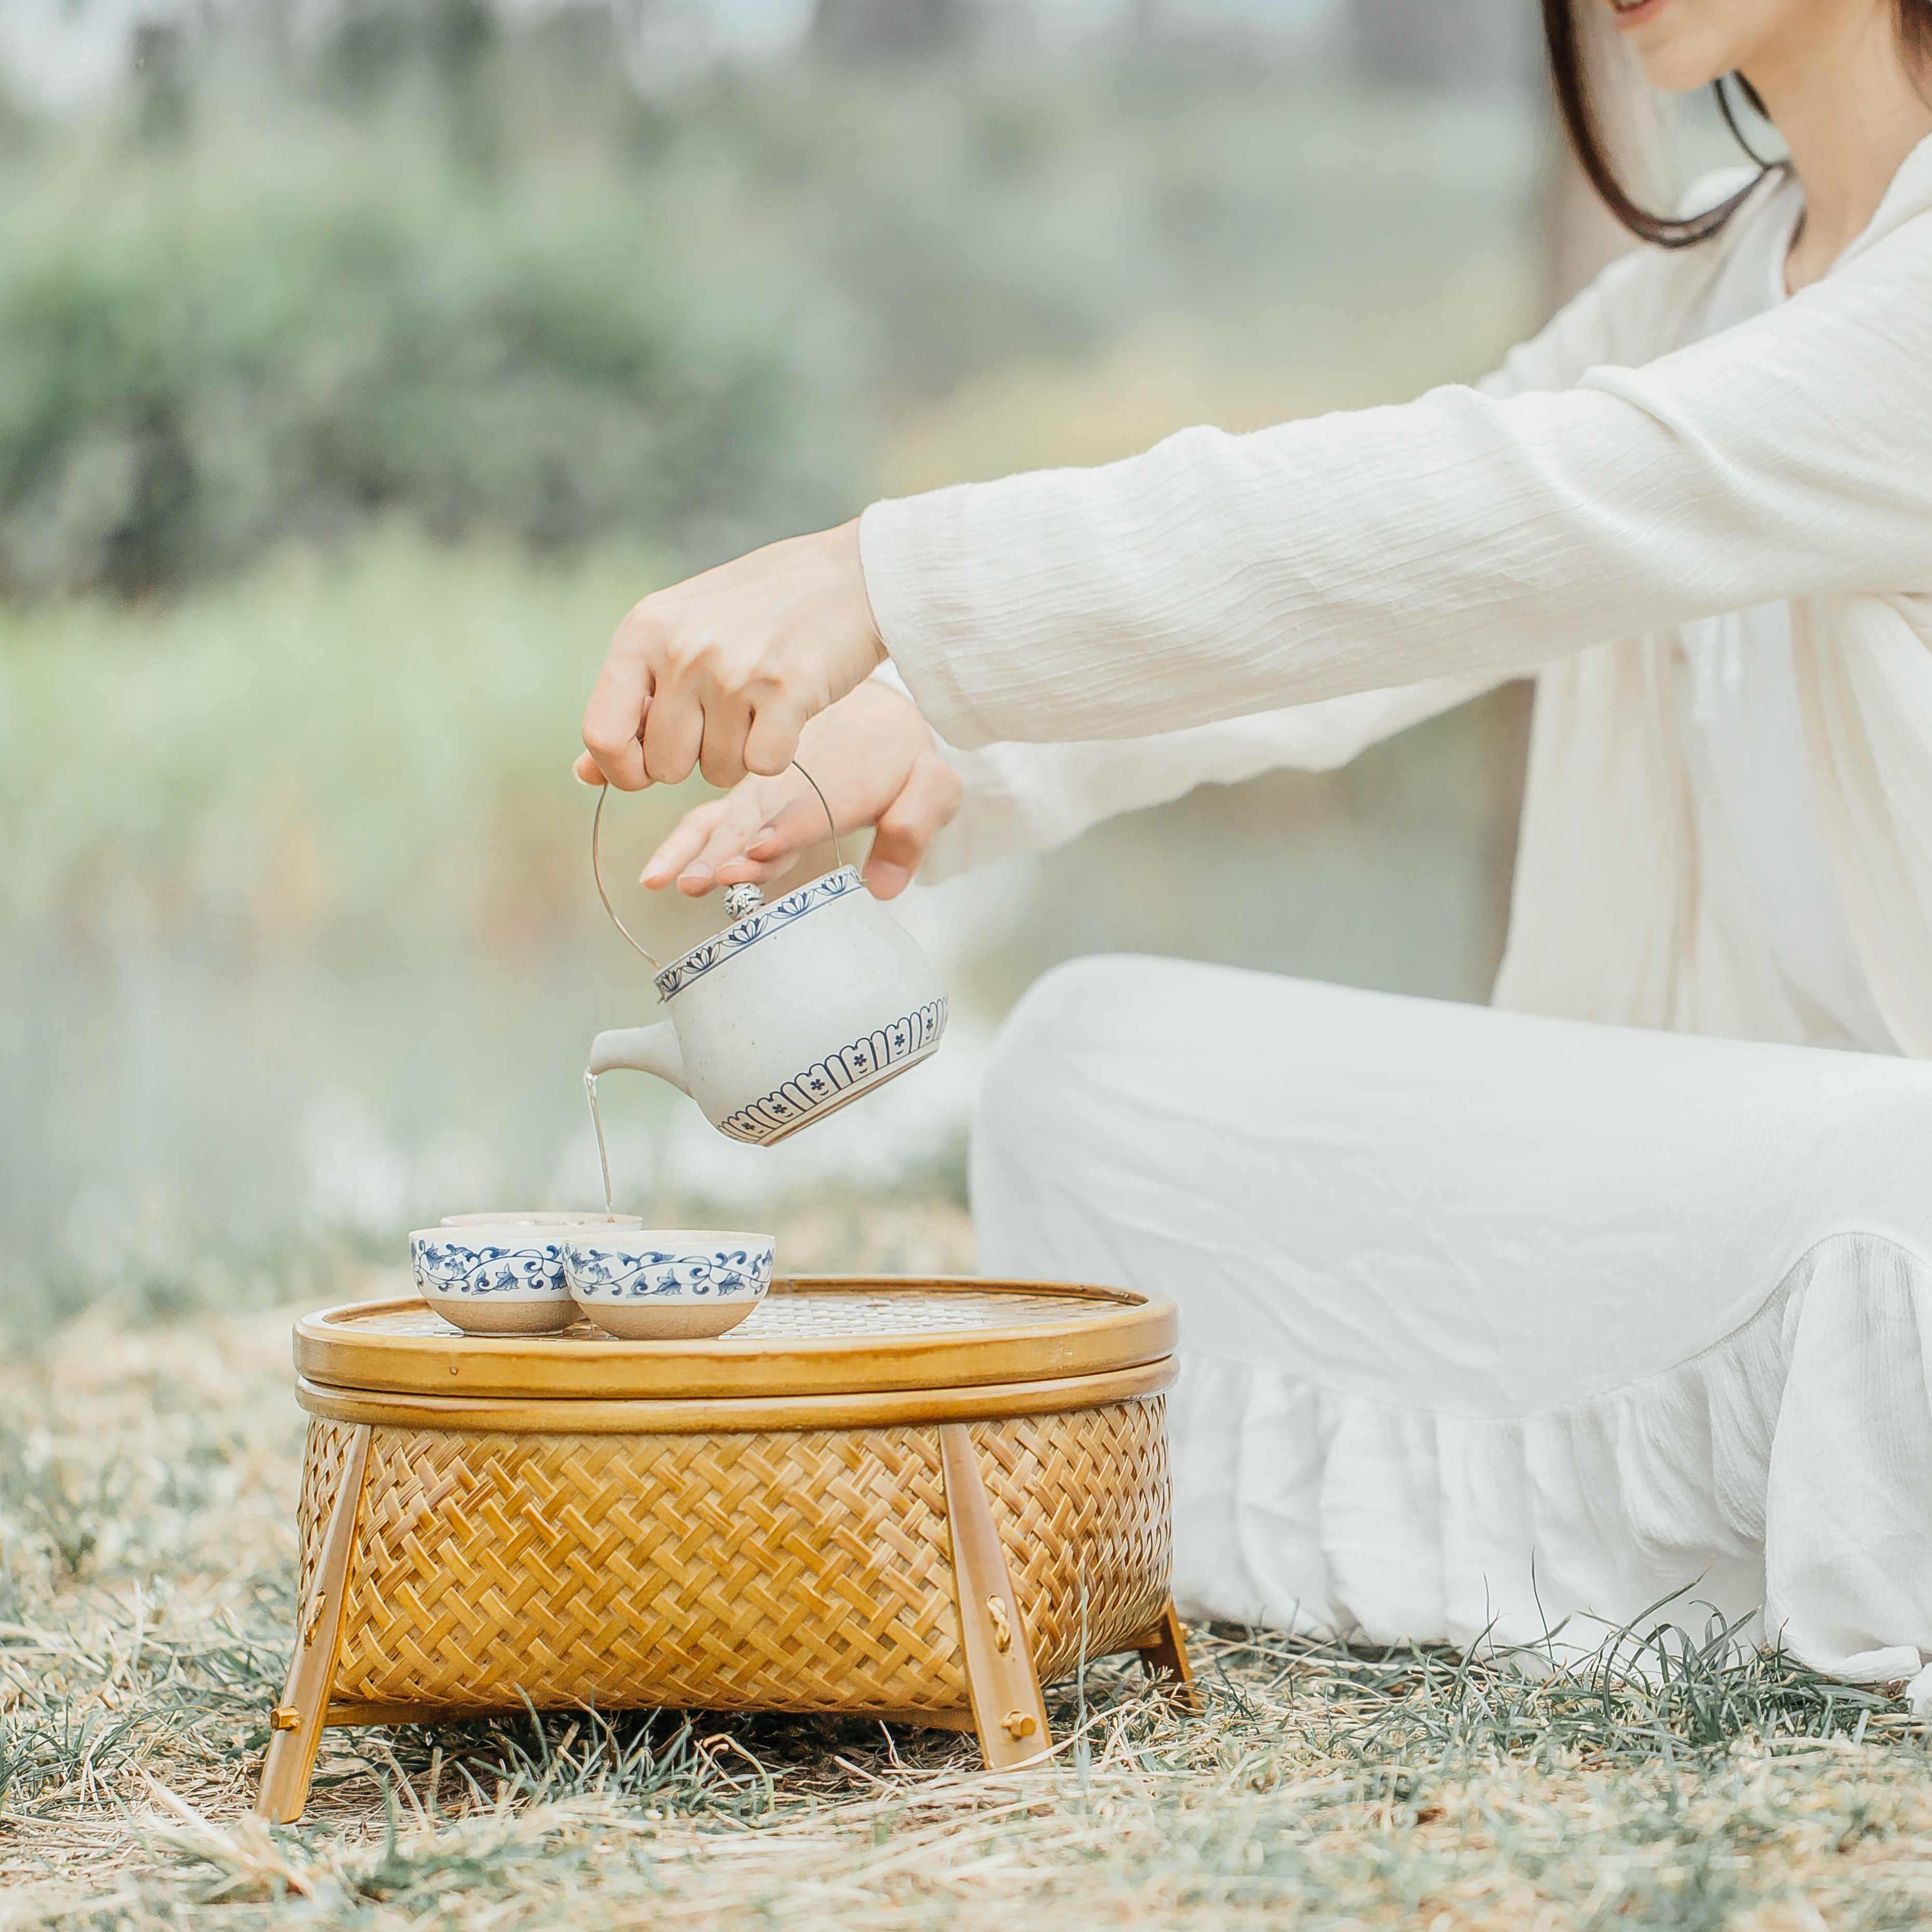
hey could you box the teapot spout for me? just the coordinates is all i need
[588,1021,690,1094]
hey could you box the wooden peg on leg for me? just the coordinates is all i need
[938,1423,1051,1769]
[256,1424,373,1824]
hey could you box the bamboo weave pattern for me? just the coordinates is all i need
[298,1401,1169,1716]
[320,1290,1110,1344]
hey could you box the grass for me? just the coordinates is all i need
[5,1255,1932,1930]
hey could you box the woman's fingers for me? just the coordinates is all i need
[580,627,653,790]
[640,803,728,891]
[640,672,707,787]
[719,786,842,884]
[579,523,885,793]
[627,677,946,903]
[681,810,794,895]
[642,780,799,894]
[864,749,963,900]
[742,693,813,781]
[697,690,759,789]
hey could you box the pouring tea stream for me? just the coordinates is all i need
[583,768,949,1196]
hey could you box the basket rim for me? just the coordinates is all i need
[294,1356,1175,1432]
[295,1274,1177,1403]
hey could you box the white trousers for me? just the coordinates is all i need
[971,956,1932,1687]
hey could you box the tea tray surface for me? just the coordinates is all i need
[296,1274,1176,1402]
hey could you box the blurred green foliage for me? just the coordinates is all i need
[0,22,1547,1293]
[0,11,1539,601]
[0,25,1540,971]
[0,1,859,600]
[0,153,823,600]
[0,531,680,949]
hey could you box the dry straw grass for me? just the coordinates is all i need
[7,1256,1932,1930]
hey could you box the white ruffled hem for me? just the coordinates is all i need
[1167,1232,1932,1687]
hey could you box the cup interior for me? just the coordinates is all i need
[413,1223,565,1251]
[440,1210,642,1228]
[562,1228,774,1255]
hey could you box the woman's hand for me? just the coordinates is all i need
[638,679,962,902]
[574,521,887,791]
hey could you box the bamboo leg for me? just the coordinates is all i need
[1131,1599,1199,1711]
[938,1423,1051,1770]
[256,1424,373,1824]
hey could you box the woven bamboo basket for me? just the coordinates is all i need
[257,1277,1190,1821]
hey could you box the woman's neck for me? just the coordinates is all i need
[1747,6,1932,291]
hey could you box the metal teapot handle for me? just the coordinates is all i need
[591,762,843,970]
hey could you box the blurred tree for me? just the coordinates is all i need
[810,0,980,62]
[1347,0,1538,96]
[1344,0,1636,313]
[318,0,494,100]
[0,187,832,599]
[131,18,194,146]
[608,0,712,97]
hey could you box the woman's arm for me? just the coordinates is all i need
[614,249,1672,878]
[575,245,1660,795]
[632,664,1499,894]
[903,247,1669,876]
[906,667,1497,879]
[578,185,1928,791]
[863,214,1932,750]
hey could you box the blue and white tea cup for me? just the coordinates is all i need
[562,1229,775,1340]
[409,1220,617,1335]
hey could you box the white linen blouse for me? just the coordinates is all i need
[858,136,1932,1058]
[1675,167,1894,1051]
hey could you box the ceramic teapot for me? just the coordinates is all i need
[585,771,948,1146]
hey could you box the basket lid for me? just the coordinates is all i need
[294,1275,1175,1402]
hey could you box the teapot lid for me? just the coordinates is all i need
[652,865,866,1002]
[591,762,846,981]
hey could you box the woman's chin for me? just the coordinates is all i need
[1628,34,1739,95]
[1608,1,1740,93]
[1636,55,1736,93]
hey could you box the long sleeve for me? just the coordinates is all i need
[862,187,1932,752]
[878,238,1662,878]
[890,666,1496,880]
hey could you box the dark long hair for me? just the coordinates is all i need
[1541,0,1932,246]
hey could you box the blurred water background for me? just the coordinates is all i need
[0,0,1739,1329]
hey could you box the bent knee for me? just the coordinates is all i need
[971,957,1165,1277]
[975,955,1153,1147]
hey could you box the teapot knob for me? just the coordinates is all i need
[592,764,834,968]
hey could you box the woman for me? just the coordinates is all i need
[578,0,1932,1691]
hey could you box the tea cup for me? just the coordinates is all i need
[562,1229,775,1340]
[408,1221,596,1335]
